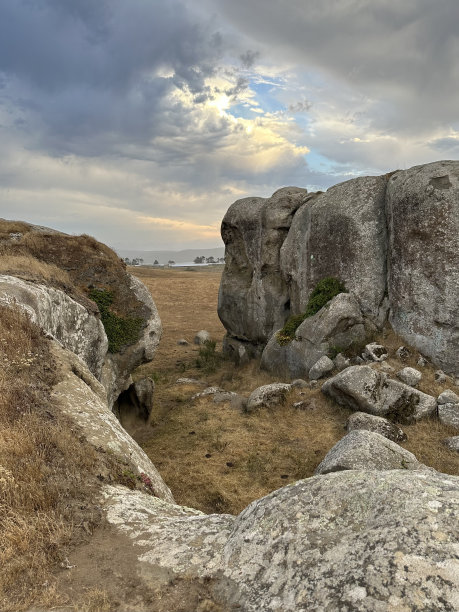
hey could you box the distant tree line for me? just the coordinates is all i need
[123,257,144,266]
[193,256,225,264]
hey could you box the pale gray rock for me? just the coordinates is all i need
[280,175,389,328]
[435,369,448,383]
[100,273,162,408]
[309,355,334,380]
[51,342,173,503]
[363,342,388,362]
[0,275,107,378]
[346,412,407,442]
[314,430,421,474]
[387,161,459,376]
[261,293,367,379]
[333,352,350,371]
[438,403,459,429]
[322,366,437,422]
[213,391,237,404]
[246,383,291,412]
[379,361,395,373]
[397,366,422,387]
[218,187,308,348]
[219,470,459,611]
[291,378,308,388]
[443,436,459,452]
[438,389,459,404]
[192,386,224,400]
[194,330,211,345]
[175,377,205,385]
[177,338,189,345]
[418,355,428,367]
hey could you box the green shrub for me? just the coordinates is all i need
[89,288,144,353]
[196,339,222,374]
[277,277,346,345]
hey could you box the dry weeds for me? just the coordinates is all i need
[132,267,459,516]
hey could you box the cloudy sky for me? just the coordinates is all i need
[1,0,458,250]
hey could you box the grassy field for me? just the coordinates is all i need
[132,266,459,515]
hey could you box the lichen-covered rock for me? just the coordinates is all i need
[246,383,291,412]
[346,411,407,442]
[309,355,334,380]
[219,470,459,611]
[438,389,459,404]
[397,366,422,387]
[322,365,437,422]
[261,293,367,379]
[314,430,421,474]
[50,342,173,503]
[218,187,308,348]
[387,161,459,376]
[0,275,107,377]
[443,436,459,452]
[280,175,388,328]
[438,403,459,429]
[363,342,388,362]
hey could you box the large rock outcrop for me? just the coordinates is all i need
[97,470,459,611]
[218,160,459,376]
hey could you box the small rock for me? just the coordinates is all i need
[363,343,388,362]
[314,430,422,475]
[291,379,308,388]
[309,355,334,380]
[435,370,447,383]
[350,355,364,365]
[443,436,459,452]
[346,412,407,443]
[177,338,189,345]
[175,377,205,385]
[438,390,459,405]
[396,346,410,361]
[417,356,428,367]
[194,330,211,345]
[246,383,291,412]
[292,401,311,410]
[213,391,237,404]
[309,380,318,388]
[438,404,459,429]
[191,386,224,400]
[397,367,422,387]
[333,353,350,371]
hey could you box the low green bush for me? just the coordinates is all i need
[89,288,144,353]
[277,277,346,345]
[196,339,222,374]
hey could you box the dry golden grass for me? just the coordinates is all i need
[132,266,459,516]
[0,254,72,286]
[0,305,113,611]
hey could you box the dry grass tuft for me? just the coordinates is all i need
[0,254,72,287]
[0,305,110,611]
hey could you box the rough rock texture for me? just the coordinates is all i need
[387,161,459,375]
[438,389,459,404]
[322,366,437,422]
[314,430,421,474]
[98,470,459,612]
[194,329,211,345]
[218,187,308,349]
[113,377,155,422]
[346,411,407,442]
[438,404,459,429]
[0,274,107,377]
[309,355,334,380]
[50,342,174,503]
[397,366,422,387]
[219,161,459,376]
[246,383,291,412]
[443,436,459,452]
[363,342,388,362]
[280,175,388,327]
[261,293,367,379]
[101,274,162,408]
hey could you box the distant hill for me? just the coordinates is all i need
[115,247,225,265]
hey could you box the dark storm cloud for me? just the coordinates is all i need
[203,0,459,134]
[0,0,224,156]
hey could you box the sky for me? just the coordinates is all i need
[1,0,458,251]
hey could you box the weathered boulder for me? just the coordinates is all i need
[280,175,388,328]
[322,365,437,422]
[261,293,367,379]
[246,383,291,412]
[98,470,459,612]
[346,411,407,442]
[0,275,107,377]
[397,366,422,387]
[309,355,334,380]
[387,161,459,375]
[438,389,459,404]
[363,342,388,362]
[438,404,459,429]
[314,430,420,474]
[218,187,308,349]
[50,342,174,503]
